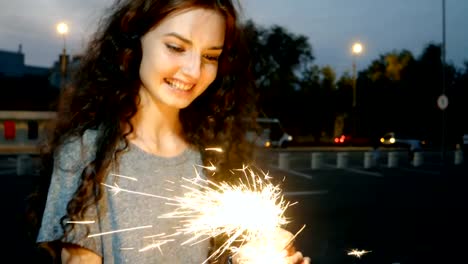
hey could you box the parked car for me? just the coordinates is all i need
[333,134,351,145]
[333,134,371,146]
[379,132,425,151]
[245,118,293,148]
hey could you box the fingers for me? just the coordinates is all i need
[285,251,303,264]
[285,251,311,264]
[275,227,295,250]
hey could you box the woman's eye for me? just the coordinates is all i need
[166,44,184,53]
[203,54,220,62]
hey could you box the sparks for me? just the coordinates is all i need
[66,220,95,224]
[205,147,224,153]
[88,225,152,238]
[139,239,175,253]
[347,248,372,258]
[159,165,294,263]
[101,182,173,200]
[195,162,217,171]
[99,162,301,263]
[110,173,138,181]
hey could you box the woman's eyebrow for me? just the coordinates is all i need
[164,32,224,50]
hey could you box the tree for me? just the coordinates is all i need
[241,20,315,130]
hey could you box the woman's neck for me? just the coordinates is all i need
[127,93,187,157]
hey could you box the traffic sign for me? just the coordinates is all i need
[437,94,449,110]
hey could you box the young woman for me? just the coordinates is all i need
[34,0,309,263]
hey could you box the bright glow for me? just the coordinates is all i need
[99,160,300,263]
[159,165,293,263]
[352,42,363,55]
[56,22,69,35]
[234,225,305,264]
[390,138,396,144]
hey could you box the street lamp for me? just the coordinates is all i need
[56,22,69,87]
[56,22,68,50]
[351,42,363,108]
[350,42,363,136]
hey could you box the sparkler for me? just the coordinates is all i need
[347,248,371,258]
[97,147,302,263]
[159,164,296,263]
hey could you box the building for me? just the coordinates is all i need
[0,45,60,110]
[0,46,84,154]
[0,45,50,77]
[0,46,59,154]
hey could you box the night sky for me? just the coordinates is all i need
[1,0,467,76]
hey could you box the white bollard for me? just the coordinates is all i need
[387,152,398,168]
[336,152,349,169]
[278,153,289,170]
[364,151,374,169]
[311,152,323,169]
[454,149,463,165]
[17,155,33,176]
[412,152,424,167]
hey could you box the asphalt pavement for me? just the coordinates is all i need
[2,148,467,263]
[257,148,468,264]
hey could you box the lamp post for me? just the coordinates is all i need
[351,42,363,136]
[56,22,69,87]
[441,0,447,163]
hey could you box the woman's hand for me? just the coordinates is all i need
[232,227,311,264]
[61,244,102,264]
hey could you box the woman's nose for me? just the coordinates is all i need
[181,52,201,80]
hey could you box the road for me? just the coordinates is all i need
[2,148,467,263]
[255,148,467,264]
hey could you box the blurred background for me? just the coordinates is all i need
[1,0,467,263]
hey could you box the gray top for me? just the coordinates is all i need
[37,129,210,263]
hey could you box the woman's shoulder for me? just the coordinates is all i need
[55,129,98,168]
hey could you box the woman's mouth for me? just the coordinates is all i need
[164,78,195,91]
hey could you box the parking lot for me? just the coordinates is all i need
[2,148,467,263]
[255,148,467,263]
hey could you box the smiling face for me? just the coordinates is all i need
[138,8,226,110]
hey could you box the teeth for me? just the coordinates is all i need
[165,78,193,91]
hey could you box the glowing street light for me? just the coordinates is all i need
[56,22,69,35]
[56,22,69,87]
[56,22,68,53]
[351,42,363,108]
[352,42,363,55]
[350,42,364,136]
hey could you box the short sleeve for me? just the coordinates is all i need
[36,130,102,255]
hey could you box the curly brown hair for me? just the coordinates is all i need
[30,0,258,259]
